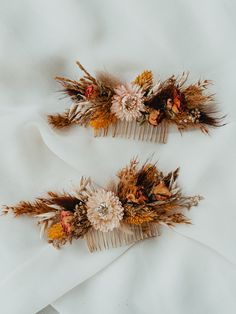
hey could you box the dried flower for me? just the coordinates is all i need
[47,223,66,240]
[126,186,148,204]
[85,85,96,98]
[134,70,153,91]
[172,88,181,113]
[90,114,117,130]
[165,88,182,115]
[60,210,73,233]
[111,84,145,121]
[125,214,154,225]
[148,109,165,126]
[86,189,124,232]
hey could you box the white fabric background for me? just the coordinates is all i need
[0,0,236,313]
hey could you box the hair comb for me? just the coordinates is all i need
[48,61,224,143]
[3,159,202,252]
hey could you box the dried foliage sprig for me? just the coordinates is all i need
[48,61,225,143]
[3,159,202,252]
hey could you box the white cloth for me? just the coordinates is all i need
[0,0,236,313]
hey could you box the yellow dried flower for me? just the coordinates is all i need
[90,114,117,130]
[125,214,154,225]
[47,223,65,240]
[134,70,153,90]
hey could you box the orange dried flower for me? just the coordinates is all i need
[47,223,66,240]
[148,109,165,125]
[172,88,182,114]
[90,114,117,130]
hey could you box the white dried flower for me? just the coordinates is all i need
[86,189,124,232]
[111,84,145,121]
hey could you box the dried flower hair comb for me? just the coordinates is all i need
[4,159,202,252]
[48,61,224,143]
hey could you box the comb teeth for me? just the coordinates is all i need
[84,223,159,252]
[93,121,168,144]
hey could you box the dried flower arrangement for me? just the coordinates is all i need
[3,159,202,252]
[48,61,225,143]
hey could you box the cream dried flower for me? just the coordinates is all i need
[111,84,145,121]
[86,189,124,232]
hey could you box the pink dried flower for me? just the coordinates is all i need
[111,84,145,122]
[86,189,124,232]
[60,210,73,233]
[85,85,95,98]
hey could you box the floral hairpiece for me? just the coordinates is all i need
[3,159,202,252]
[48,61,224,143]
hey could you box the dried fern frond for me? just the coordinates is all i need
[48,111,72,129]
[55,76,85,103]
[4,200,58,216]
[3,159,202,252]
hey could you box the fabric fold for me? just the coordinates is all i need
[0,110,129,314]
[52,229,236,314]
